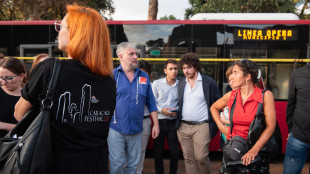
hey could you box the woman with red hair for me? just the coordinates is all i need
[15,4,116,174]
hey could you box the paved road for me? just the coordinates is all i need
[142,158,310,174]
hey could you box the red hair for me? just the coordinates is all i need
[66,4,113,77]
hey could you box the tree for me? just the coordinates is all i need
[0,0,114,20]
[160,15,177,20]
[295,0,310,19]
[185,0,295,19]
[146,38,165,48]
[148,0,158,20]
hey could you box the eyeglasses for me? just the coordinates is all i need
[0,75,18,84]
[54,21,69,32]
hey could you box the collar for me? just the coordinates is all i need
[116,65,141,79]
[162,77,179,87]
[185,72,202,83]
[236,86,263,103]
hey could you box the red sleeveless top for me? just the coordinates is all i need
[227,86,263,140]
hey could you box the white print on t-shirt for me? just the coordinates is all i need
[55,84,110,124]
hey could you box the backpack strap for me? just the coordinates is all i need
[256,90,266,116]
[229,91,238,135]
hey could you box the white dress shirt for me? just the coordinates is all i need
[152,77,179,120]
[182,72,209,122]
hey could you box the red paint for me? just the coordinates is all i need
[1,20,310,26]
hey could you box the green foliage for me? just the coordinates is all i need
[146,38,165,48]
[0,0,114,20]
[160,15,178,20]
[295,0,310,19]
[185,0,296,19]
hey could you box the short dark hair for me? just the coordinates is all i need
[164,59,178,69]
[179,53,202,72]
[138,59,151,75]
[234,59,259,84]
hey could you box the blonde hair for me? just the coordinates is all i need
[66,4,113,77]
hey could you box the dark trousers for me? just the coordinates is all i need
[153,119,179,174]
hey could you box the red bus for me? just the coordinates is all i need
[1,17,310,153]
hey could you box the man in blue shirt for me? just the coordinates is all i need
[108,42,160,174]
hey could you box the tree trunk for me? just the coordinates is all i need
[148,0,158,20]
[299,0,310,18]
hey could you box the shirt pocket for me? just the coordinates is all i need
[137,84,147,97]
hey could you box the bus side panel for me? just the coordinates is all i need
[275,101,288,153]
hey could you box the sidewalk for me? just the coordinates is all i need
[142,157,310,174]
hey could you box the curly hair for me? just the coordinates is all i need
[179,53,201,72]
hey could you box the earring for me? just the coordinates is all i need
[64,41,68,47]
[246,80,248,84]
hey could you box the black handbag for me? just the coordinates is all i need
[225,91,248,161]
[247,90,282,160]
[0,58,61,174]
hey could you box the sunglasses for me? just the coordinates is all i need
[54,21,69,32]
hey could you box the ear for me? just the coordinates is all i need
[164,68,167,75]
[19,73,26,81]
[118,53,123,61]
[245,73,251,82]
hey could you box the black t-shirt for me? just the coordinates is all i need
[286,64,310,144]
[0,87,19,137]
[22,58,116,173]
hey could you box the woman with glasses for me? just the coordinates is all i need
[210,59,276,173]
[0,57,26,137]
[14,4,115,174]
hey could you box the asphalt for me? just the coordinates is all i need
[141,151,310,174]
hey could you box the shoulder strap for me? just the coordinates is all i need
[256,90,266,115]
[42,58,61,109]
[229,91,238,134]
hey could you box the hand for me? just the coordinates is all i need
[151,124,160,139]
[287,133,290,141]
[161,108,175,117]
[241,149,259,166]
[170,112,177,117]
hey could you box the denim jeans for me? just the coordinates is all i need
[108,128,142,174]
[283,133,310,174]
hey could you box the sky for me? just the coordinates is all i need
[109,0,191,20]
